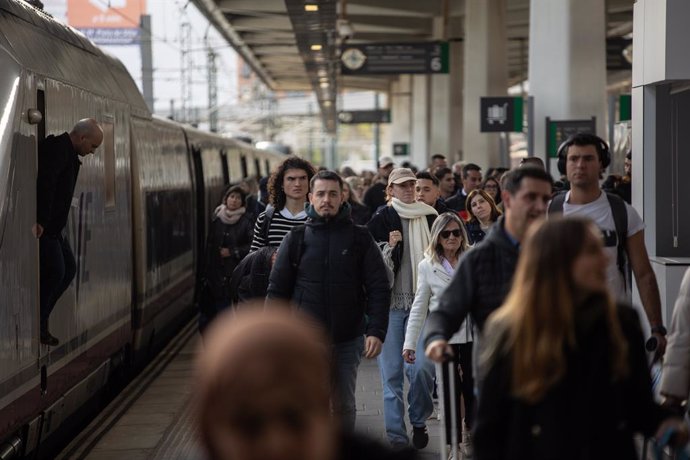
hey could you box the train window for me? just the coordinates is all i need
[220,149,230,185]
[240,156,248,179]
[254,158,261,178]
[264,160,270,177]
[102,121,116,209]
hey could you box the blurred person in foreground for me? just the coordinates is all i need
[474,217,686,460]
[196,304,417,460]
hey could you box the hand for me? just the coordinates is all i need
[32,223,43,238]
[402,349,416,364]
[364,336,383,359]
[388,230,402,248]
[219,247,231,258]
[655,418,689,448]
[652,332,667,359]
[425,339,453,363]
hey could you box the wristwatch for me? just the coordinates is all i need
[651,325,668,336]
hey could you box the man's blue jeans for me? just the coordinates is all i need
[39,234,76,330]
[332,335,365,432]
[378,309,434,446]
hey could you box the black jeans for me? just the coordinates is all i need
[39,234,76,329]
[442,342,476,440]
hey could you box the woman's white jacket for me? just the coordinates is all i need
[403,257,473,352]
[660,267,690,399]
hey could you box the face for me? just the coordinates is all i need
[75,131,103,157]
[209,388,334,460]
[390,180,416,204]
[624,157,632,176]
[470,195,492,222]
[415,179,440,207]
[566,144,601,188]
[482,180,499,199]
[283,169,310,201]
[226,192,243,211]
[572,226,609,294]
[462,170,482,193]
[432,158,447,169]
[438,221,462,254]
[341,185,350,202]
[309,179,343,218]
[502,177,552,239]
[439,173,455,195]
[379,164,394,179]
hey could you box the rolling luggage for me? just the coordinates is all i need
[436,360,459,460]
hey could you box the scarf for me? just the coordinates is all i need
[215,205,246,225]
[391,198,437,290]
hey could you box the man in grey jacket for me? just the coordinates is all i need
[424,167,553,362]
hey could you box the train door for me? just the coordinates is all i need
[35,87,47,366]
[191,146,206,296]
[264,159,271,177]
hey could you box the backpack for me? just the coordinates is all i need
[259,205,276,242]
[548,191,630,290]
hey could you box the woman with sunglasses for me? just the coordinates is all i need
[465,189,502,245]
[403,212,474,457]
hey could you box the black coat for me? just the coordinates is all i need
[202,212,254,301]
[349,200,372,226]
[37,133,81,236]
[423,216,519,346]
[267,206,390,343]
[445,189,469,214]
[228,245,277,306]
[366,205,437,276]
[363,182,387,215]
[474,300,669,460]
[465,219,489,245]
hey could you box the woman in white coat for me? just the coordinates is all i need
[660,267,690,410]
[402,212,474,456]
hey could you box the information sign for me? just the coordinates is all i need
[480,97,524,132]
[341,42,449,75]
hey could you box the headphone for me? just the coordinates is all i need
[556,132,610,175]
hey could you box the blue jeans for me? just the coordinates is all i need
[39,234,76,330]
[332,335,365,432]
[378,309,435,446]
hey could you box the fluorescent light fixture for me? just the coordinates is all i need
[310,44,322,51]
[324,100,332,107]
[320,81,329,88]
[304,4,318,11]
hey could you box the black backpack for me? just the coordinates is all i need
[548,191,630,291]
[259,205,276,242]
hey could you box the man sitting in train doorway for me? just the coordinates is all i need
[249,156,316,252]
[33,118,103,346]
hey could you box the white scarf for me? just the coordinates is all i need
[215,205,246,225]
[391,198,438,290]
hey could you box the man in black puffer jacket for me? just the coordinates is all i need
[268,170,390,432]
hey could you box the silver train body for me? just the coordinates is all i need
[0,1,283,456]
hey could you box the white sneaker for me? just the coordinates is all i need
[461,420,473,458]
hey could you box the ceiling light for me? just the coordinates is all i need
[304,4,318,11]
[324,101,332,107]
[320,81,329,88]
[310,44,322,51]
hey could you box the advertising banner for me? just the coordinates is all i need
[67,0,146,45]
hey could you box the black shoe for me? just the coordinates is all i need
[412,426,429,449]
[40,331,59,346]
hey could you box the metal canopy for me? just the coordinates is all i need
[191,0,634,133]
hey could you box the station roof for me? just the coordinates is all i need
[191,0,634,133]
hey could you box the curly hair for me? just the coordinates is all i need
[267,157,316,210]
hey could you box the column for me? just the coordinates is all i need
[389,75,412,165]
[528,0,607,172]
[462,0,508,170]
[410,74,430,169]
[429,40,464,165]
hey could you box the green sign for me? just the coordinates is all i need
[619,94,631,122]
[480,97,524,132]
[546,117,597,158]
[392,143,409,156]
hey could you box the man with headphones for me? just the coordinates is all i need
[548,132,667,356]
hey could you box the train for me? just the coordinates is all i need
[0,1,285,457]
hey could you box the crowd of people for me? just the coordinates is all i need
[193,134,690,460]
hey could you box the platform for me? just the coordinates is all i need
[57,320,446,459]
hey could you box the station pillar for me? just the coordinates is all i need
[410,74,430,169]
[528,0,607,172]
[389,75,412,166]
[462,0,507,170]
[632,0,690,324]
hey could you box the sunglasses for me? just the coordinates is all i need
[440,229,462,239]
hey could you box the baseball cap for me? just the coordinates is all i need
[388,168,417,186]
[378,156,395,168]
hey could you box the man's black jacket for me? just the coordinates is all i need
[423,216,519,347]
[37,133,81,236]
[366,205,436,276]
[267,205,390,343]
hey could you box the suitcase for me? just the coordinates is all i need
[436,360,460,460]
